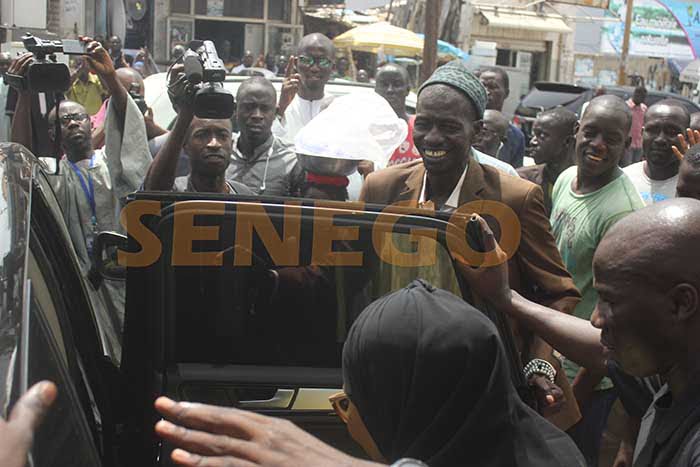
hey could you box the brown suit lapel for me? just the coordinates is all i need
[397,162,426,202]
[458,157,488,206]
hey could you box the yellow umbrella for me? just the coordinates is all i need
[333,22,423,57]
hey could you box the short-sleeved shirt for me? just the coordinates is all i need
[550,166,645,386]
[634,383,700,467]
[623,161,678,205]
[66,73,106,116]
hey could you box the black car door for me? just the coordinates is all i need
[120,193,475,465]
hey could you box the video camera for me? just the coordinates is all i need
[182,40,234,119]
[5,33,87,93]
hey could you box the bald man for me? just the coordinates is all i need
[549,94,645,464]
[624,100,689,205]
[232,50,255,74]
[275,33,336,144]
[463,198,700,467]
[473,109,508,158]
[9,39,152,360]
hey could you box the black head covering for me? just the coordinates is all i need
[342,279,585,467]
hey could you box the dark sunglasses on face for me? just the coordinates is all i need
[60,113,90,124]
[297,55,333,69]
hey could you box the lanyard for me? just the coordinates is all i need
[68,154,97,222]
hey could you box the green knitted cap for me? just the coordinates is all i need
[418,60,487,119]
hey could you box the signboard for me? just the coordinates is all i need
[658,1,700,58]
[167,17,194,53]
[602,0,694,60]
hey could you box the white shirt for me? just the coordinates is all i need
[274,95,328,145]
[419,161,469,210]
[623,161,678,206]
[417,148,520,210]
[231,64,251,74]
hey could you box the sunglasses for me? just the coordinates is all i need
[297,55,333,69]
[329,391,351,423]
[60,113,90,124]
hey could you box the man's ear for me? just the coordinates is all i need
[670,283,699,323]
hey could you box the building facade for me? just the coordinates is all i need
[152,0,303,64]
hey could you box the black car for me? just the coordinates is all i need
[515,82,700,144]
[2,142,513,465]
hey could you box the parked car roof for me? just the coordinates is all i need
[144,73,417,130]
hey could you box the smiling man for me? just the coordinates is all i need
[360,60,582,432]
[549,94,645,464]
[623,100,689,205]
[275,33,336,144]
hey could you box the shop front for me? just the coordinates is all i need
[152,0,303,65]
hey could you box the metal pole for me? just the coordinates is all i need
[420,0,440,85]
[618,0,634,85]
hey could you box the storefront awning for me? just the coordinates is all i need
[479,10,572,34]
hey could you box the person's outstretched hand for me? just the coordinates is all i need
[154,396,380,467]
[80,36,116,79]
[0,381,57,467]
[451,214,512,309]
[6,53,35,92]
[672,128,700,160]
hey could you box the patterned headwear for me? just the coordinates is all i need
[418,60,487,119]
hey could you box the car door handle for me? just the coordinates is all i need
[238,389,295,409]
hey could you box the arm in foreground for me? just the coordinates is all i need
[0,381,57,467]
[154,397,382,467]
[453,215,607,375]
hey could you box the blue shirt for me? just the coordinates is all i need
[498,124,525,169]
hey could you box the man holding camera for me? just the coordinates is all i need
[9,37,151,360]
[144,65,252,194]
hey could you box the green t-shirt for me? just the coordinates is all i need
[550,166,645,388]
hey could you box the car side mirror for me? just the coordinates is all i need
[89,231,127,289]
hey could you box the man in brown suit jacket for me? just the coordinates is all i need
[360,60,582,431]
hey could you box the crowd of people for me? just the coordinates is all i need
[1,30,700,467]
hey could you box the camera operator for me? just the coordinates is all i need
[9,37,152,361]
[143,64,252,194]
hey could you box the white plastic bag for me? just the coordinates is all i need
[294,92,408,167]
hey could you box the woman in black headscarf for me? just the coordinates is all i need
[336,279,585,467]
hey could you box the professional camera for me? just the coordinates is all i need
[128,82,148,114]
[182,40,234,119]
[5,33,87,93]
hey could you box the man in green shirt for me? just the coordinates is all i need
[67,57,107,116]
[550,95,645,466]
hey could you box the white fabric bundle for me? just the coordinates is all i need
[294,92,408,167]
